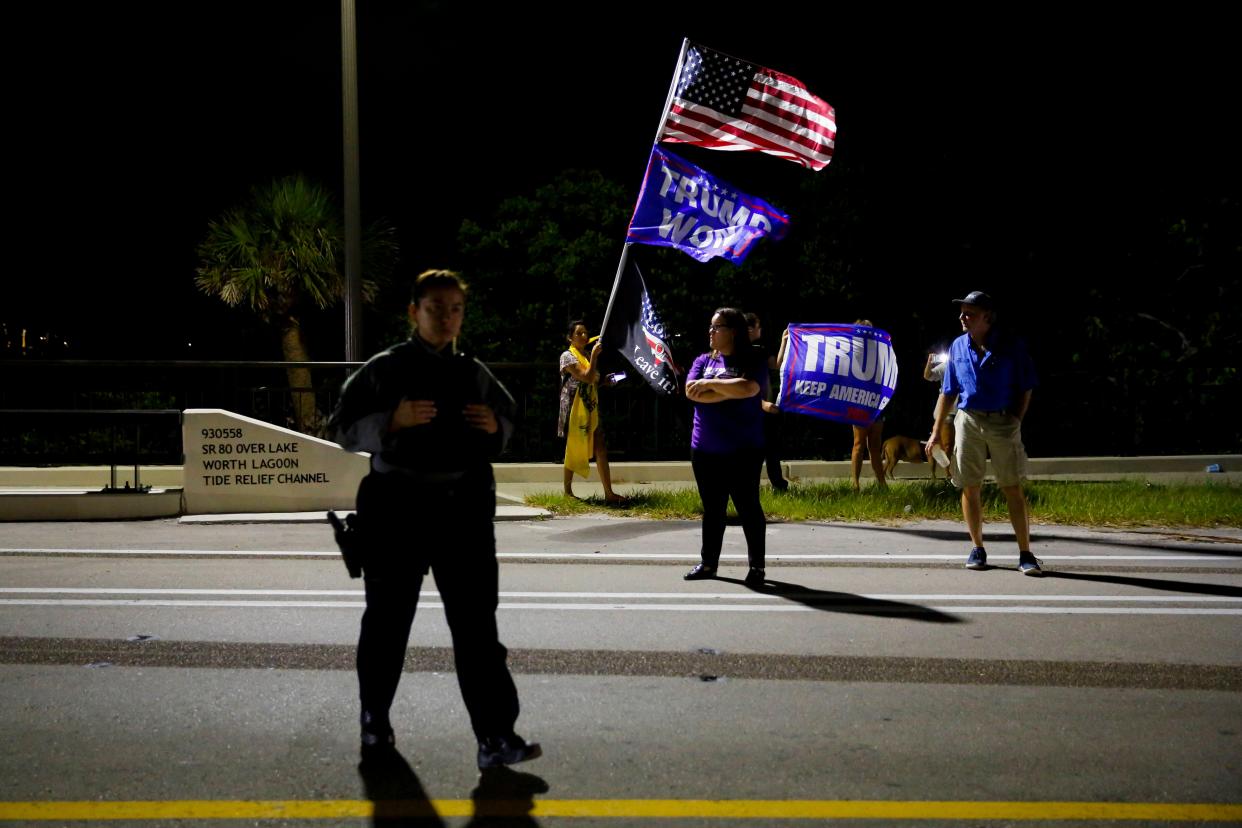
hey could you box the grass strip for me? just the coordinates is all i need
[527,480,1242,528]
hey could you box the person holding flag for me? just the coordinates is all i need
[683,306,768,587]
[558,320,625,504]
[746,312,789,492]
[848,319,889,491]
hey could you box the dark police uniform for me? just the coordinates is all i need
[330,334,520,744]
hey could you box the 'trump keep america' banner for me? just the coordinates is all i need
[777,324,898,426]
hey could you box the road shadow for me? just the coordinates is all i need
[714,576,962,623]
[358,748,445,826]
[1043,570,1242,597]
[465,766,550,827]
[551,519,691,543]
[1034,531,1242,556]
[840,523,1242,556]
[358,751,549,827]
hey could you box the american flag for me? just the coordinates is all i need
[640,283,675,368]
[659,43,835,171]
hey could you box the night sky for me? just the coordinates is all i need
[9,3,1237,359]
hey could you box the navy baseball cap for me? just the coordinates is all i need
[952,290,994,309]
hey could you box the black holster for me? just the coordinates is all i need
[327,510,366,578]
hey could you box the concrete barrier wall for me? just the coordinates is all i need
[0,467,185,488]
[0,491,183,521]
[182,409,369,514]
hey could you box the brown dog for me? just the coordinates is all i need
[883,435,942,480]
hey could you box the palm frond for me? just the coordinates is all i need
[195,173,399,328]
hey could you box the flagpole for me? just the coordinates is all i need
[600,38,691,345]
[650,37,690,146]
[598,242,631,345]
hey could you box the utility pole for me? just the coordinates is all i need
[341,0,363,360]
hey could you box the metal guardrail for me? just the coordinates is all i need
[1,361,354,466]
[0,409,182,487]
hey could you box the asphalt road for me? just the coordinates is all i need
[0,516,1239,826]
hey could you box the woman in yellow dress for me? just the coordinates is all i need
[558,320,624,503]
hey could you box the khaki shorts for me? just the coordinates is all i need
[953,409,1028,488]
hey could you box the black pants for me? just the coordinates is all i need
[762,411,786,487]
[691,447,766,569]
[354,470,519,741]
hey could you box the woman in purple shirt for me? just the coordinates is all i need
[683,307,768,587]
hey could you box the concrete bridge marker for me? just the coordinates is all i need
[182,409,368,515]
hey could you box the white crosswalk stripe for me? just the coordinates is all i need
[1,587,1239,615]
[0,548,1237,562]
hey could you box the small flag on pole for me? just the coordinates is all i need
[659,42,835,171]
[602,258,679,395]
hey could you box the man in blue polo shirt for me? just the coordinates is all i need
[925,291,1042,575]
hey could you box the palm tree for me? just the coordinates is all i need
[195,175,397,433]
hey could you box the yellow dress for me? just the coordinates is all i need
[563,344,598,479]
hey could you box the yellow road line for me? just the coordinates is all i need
[0,798,1240,821]
[534,800,1242,820]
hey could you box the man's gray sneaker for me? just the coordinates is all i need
[1018,553,1044,577]
[965,547,987,570]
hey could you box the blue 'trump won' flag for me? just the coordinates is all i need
[626,144,790,264]
[778,324,899,426]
